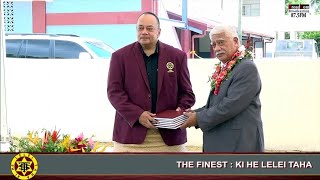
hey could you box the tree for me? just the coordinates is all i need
[299,31,320,55]
[309,0,320,14]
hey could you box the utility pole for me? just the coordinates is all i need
[221,0,224,11]
[0,0,11,152]
[182,0,188,29]
[238,0,243,45]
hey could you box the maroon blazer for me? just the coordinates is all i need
[107,41,195,146]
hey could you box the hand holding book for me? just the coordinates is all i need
[153,110,188,129]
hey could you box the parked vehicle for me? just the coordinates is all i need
[5,33,115,59]
[274,39,319,59]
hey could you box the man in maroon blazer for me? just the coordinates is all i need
[107,12,195,152]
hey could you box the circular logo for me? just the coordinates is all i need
[166,62,174,72]
[11,153,38,179]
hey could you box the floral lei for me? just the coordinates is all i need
[209,45,253,95]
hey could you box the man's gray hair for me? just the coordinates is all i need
[209,25,240,44]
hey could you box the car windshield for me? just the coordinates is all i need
[85,40,115,58]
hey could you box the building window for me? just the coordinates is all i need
[3,1,14,32]
[242,0,260,16]
[285,32,290,39]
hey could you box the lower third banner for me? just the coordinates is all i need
[0,153,319,178]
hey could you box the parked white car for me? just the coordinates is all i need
[5,33,115,59]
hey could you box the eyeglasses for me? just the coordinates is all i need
[137,25,159,32]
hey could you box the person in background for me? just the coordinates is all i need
[181,25,264,152]
[107,12,195,152]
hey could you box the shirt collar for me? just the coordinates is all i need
[139,41,159,55]
[221,61,227,68]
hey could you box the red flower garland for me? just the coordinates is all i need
[210,49,251,95]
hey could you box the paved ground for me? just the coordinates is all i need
[186,146,202,152]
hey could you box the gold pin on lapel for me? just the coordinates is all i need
[166,62,174,73]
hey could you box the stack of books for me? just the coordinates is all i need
[153,110,188,129]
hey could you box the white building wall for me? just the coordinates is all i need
[242,0,283,36]
[3,58,320,151]
[162,0,320,37]
[243,0,320,36]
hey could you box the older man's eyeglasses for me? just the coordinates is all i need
[137,25,158,32]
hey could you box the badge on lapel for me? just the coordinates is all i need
[166,62,174,73]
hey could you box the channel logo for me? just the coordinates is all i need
[11,153,38,179]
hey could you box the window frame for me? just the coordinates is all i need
[242,0,260,16]
[53,40,92,59]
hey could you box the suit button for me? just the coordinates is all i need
[148,94,151,99]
